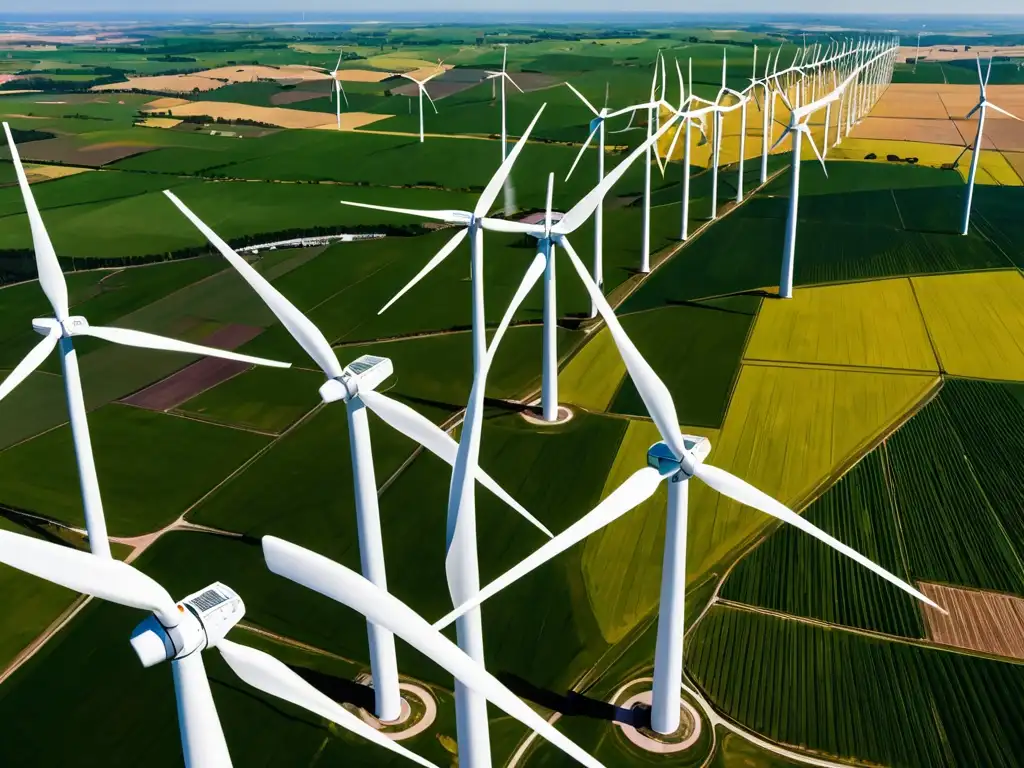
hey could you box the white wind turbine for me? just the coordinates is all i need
[485,44,524,215]
[335,105,546,375]
[165,190,550,724]
[961,56,1020,236]
[640,53,666,273]
[429,125,675,765]
[0,123,288,560]
[259,256,605,768]
[329,51,350,130]
[401,63,444,143]
[0,530,439,768]
[261,536,606,768]
[563,81,659,315]
[770,88,829,299]
[661,58,711,241]
[433,249,945,737]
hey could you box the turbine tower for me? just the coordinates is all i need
[0,123,288,560]
[435,250,945,737]
[961,57,1020,235]
[166,191,550,723]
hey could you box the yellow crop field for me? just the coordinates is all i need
[687,363,938,580]
[558,326,627,412]
[364,55,449,74]
[137,117,181,129]
[334,69,393,83]
[744,279,938,372]
[1006,151,1024,182]
[957,149,1024,186]
[143,100,390,131]
[912,270,1024,380]
[23,163,90,183]
[581,419,719,643]
[828,137,962,167]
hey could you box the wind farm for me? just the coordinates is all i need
[1,12,1024,768]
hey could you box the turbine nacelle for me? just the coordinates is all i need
[318,354,394,404]
[130,582,244,668]
[646,436,711,479]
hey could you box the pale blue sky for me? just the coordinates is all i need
[10,1,1024,15]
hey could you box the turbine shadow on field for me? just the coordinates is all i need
[0,505,84,550]
[665,297,760,316]
[497,673,644,726]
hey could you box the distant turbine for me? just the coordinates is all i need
[0,123,288,560]
[261,536,605,768]
[434,248,945,737]
[770,88,829,299]
[485,44,523,215]
[0,531,438,768]
[961,57,1019,236]
[640,53,666,273]
[564,81,658,315]
[662,58,711,241]
[166,190,549,723]
[336,105,546,375]
[401,63,444,143]
[329,51,349,130]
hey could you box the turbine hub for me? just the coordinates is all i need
[319,354,393,404]
[130,582,244,668]
[59,316,89,338]
[646,436,713,479]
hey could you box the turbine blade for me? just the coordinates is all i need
[359,390,552,538]
[504,72,524,94]
[338,81,349,108]
[435,466,664,629]
[558,238,687,458]
[338,200,466,224]
[217,639,435,767]
[474,104,546,218]
[985,57,993,88]
[0,530,177,619]
[565,122,599,182]
[334,52,343,72]
[0,327,59,404]
[262,536,605,768]
[770,127,793,153]
[663,118,686,165]
[564,82,599,115]
[691,463,945,612]
[675,59,685,109]
[80,325,290,369]
[164,191,343,378]
[801,126,829,176]
[378,228,468,315]
[554,116,675,235]
[3,122,69,319]
[478,217,544,235]
[423,86,438,115]
[987,102,1021,121]
[172,653,232,768]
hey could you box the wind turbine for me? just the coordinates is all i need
[563,82,658,315]
[262,536,605,768]
[640,52,666,273]
[0,123,288,560]
[165,190,550,724]
[961,57,1019,235]
[485,44,523,215]
[770,89,829,299]
[485,44,522,163]
[329,51,349,130]
[401,63,444,143]
[709,49,748,220]
[0,531,439,768]
[334,105,547,375]
[433,248,945,737]
[662,58,711,241]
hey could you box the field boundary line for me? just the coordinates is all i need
[0,593,93,685]
[741,356,940,377]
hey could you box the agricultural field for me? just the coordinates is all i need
[4,17,1024,768]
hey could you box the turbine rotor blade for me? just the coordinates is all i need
[564,82,599,115]
[0,530,178,621]
[358,390,552,538]
[478,218,544,235]
[217,639,436,767]
[78,325,290,369]
[0,327,60,404]
[164,191,343,378]
[801,125,829,176]
[474,104,547,218]
[262,537,605,768]
[338,200,468,224]
[378,228,468,315]
[691,463,945,612]
[559,238,687,458]
[987,102,1021,121]
[435,466,664,629]
[3,122,69,319]
[565,122,599,182]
